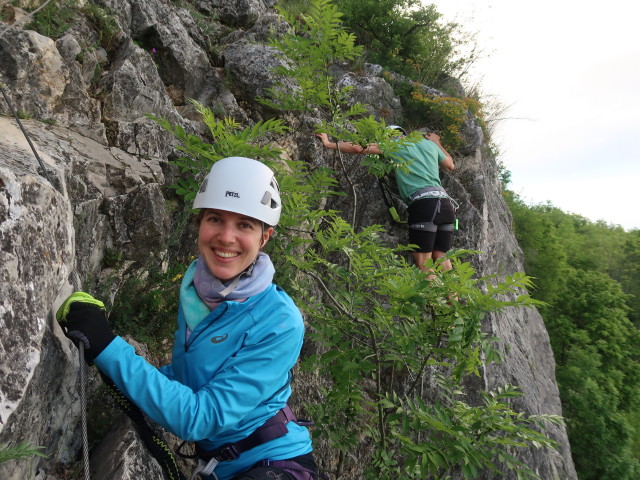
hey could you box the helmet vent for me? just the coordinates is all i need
[261,192,271,206]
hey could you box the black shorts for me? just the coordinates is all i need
[407,197,456,253]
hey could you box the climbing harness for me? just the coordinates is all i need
[189,405,313,480]
[408,185,449,203]
[408,186,460,232]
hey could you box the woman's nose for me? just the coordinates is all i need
[217,223,235,243]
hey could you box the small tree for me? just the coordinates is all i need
[332,0,479,88]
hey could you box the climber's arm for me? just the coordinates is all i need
[316,132,369,154]
[426,133,454,172]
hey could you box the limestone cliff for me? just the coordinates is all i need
[0,1,577,479]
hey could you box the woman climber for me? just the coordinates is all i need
[56,157,320,480]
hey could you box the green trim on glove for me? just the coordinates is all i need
[56,291,105,322]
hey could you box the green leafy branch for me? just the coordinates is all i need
[290,215,555,479]
[149,100,288,202]
[259,0,364,115]
[379,381,563,480]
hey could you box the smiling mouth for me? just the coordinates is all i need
[215,250,240,259]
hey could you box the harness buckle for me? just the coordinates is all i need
[219,444,240,461]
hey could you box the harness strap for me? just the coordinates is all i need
[408,186,448,203]
[409,186,460,213]
[196,405,310,463]
[409,222,437,232]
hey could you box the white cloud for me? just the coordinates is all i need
[434,0,640,230]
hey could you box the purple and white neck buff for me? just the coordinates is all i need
[193,251,275,310]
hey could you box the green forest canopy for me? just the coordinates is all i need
[505,191,640,480]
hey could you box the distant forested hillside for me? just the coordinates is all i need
[505,191,640,479]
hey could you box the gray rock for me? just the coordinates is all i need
[0,118,80,478]
[223,11,290,44]
[0,30,106,143]
[97,40,178,156]
[0,31,69,120]
[336,72,403,122]
[204,0,269,28]
[222,41,296,114]
[445,148,576,479]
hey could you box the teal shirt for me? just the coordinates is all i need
[387,138,446,203]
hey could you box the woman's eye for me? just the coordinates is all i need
[240,222,253,230]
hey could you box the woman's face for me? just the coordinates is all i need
[198,209,273,281]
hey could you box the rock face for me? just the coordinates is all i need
[0,117,81,478]
[0,1,576,479]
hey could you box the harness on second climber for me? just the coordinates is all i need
[407,186,460,232]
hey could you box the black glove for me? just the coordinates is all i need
[56,293,116,363]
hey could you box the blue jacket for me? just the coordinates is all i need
[95,261,312,479]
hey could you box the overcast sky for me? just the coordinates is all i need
[435,0,640,231]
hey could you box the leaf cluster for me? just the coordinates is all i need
[378,382,562,480]
[22,0,77,39]
[331,0,479,88]
[260,0,364,115]
[148,100,288,202]
[21,0,119,50]
[290,214,550,479]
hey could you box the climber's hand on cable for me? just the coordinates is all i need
[56,292,116,364]
[425,132,441,143]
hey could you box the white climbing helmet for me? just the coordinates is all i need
[387,125,407,136]
[193,157,282,226]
